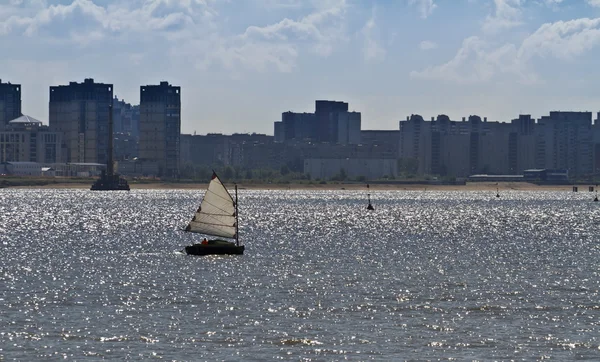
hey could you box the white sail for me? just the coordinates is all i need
[185,172,237,238]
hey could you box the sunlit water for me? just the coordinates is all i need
[1,188,599,360]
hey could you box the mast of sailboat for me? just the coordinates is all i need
[235,183,239,246]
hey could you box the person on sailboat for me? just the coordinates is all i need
[201,238,208,245]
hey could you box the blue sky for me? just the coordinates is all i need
[2,0,600,134]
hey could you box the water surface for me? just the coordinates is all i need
[1,189,599,360]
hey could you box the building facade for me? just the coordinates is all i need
[139,81,181,178]
[113,96,140,138]
[398,111,595,178]
[112,96,140,160]
[0,79,22,131]
[277,100,361,145]
[0,115,62,164]
[304,158,398,180]
[49,78,113,164]
[360,130,401,157]
[535,111,593,177]
[399,114,540,177]
[180,133,276,169]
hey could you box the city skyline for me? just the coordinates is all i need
[3,0,600,134]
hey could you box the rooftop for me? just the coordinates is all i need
[9,115,43,124]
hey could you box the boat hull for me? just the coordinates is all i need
[185,243,245,256]
[90,173,130,191]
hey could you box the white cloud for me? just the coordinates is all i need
[361,9,386,62]
[482,0,523,34]
[242,1,347,57]
[260,0,305,9]
[543,0,564,12]
[518,17,600,61]
[412,16,600,84]
[0,0,348,73]
[408,0,437,19]
[587,0,600,7]
[0,0,206,37]
[410,36,532,83]
[419,40,438,50]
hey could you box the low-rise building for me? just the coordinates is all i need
[3,161,43,176]
[0,115,62,164]
[117,159,160,177]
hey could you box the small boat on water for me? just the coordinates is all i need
[183,172,244,256]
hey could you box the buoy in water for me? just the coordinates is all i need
[366,184,374,210]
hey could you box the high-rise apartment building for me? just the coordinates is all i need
[112,96,140,160]
[113,96,140,137]
[316,100,348,143]
[0,79,22,131]
[399,114,539,177]
[49,78,113,164]
[281,111,316,142]
[536,111,593,177]
[139,81,181,178]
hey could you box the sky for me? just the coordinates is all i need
[2,0,600,134]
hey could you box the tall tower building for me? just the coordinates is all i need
[0,79,22,131]
[315,100,348,143]
[49,78,113,164]
[139,81,181,178]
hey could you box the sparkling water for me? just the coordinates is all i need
[1,189,599,360]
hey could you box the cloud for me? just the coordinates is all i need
[242,0,347,57]
[419,40,438,50]
[361,9,386,62]
[260,0,305,9]
[482,0,523,34]
[0,0,348,74]
[587,0,600,7]
[408,0,437,19]
[0,0,206,37]
[517,17,600,61]
[411,16,600,84]
[410,36,532,83]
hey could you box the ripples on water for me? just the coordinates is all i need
[0,188,599,360]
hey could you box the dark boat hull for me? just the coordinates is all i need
[185,243,244,256]
[91,183,130,191]
[91,173,130,191]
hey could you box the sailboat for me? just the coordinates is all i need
[183,172,244,256]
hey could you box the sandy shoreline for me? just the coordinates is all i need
[2,180,581,191]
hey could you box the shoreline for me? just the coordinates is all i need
[0,178,583,191]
